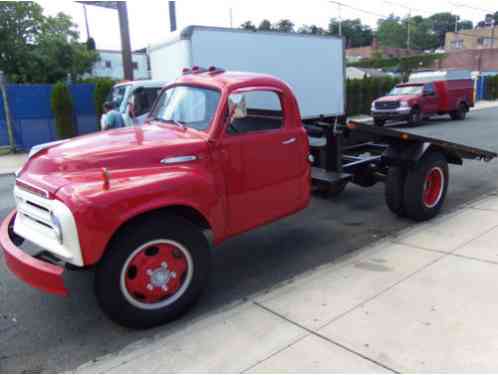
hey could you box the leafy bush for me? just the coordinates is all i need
[51,82,75,139]
[346,76,400,116]
[80,77,116,129]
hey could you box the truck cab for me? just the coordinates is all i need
[371,69,474,127]
[2,67,310,328]
[103,80,165,127]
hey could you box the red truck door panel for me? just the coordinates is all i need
[422,83,439,114]
[220,90,305,236]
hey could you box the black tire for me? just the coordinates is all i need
[95,214,210,329]
[407,107,422,126]
[403,152,449,222]
[315,180,347,198]
[450,103,467,121]
[374,119,385,127]
[385,166,407,217]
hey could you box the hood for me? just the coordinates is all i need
[377,94,419,102]
[18,123,208,193]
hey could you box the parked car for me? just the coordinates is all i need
[102,80,165,127]
[371,70,474,126]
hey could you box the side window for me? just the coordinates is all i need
[134,88,161,117]
[423,83,435,96]
[227,90,283,135]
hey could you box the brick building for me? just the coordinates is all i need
[434,49,498,72]
[445,26,498,51]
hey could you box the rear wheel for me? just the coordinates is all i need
[450,103,467,120]
[385,166,407,217]
[95,215,210,329]
[403,152,449,222]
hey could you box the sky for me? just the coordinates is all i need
[36,0,498,51]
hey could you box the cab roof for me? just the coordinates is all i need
[174,70,293,93]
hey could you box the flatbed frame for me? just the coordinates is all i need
[305,119,497,191]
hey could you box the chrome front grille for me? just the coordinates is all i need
[375,101,400,110]
[15,192,59,241]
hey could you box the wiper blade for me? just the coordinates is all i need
[166,119,187,130]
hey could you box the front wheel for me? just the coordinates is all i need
[95,215,210,329]
[374,118,386,127]
[407,108,422,126]
[403,152,449,222]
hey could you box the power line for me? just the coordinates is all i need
[449,2,496,15]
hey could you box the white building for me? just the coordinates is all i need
[91,50,151,80]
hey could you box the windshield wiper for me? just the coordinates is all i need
[151,117,188,130]
[169,119,187,130]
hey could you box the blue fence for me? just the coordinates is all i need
[0,84,98,151]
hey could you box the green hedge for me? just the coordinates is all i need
[484,75,498,100]
[346,76,401,116]
[51,82,76,139]
[80,77,116,129]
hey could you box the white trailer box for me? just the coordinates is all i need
[148,26,345,119]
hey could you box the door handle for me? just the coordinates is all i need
[282,138,296,145]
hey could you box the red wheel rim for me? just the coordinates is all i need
[121,240,192,308]
[423,167,444,208]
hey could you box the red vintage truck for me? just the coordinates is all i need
[371,70,474,127]
[1,67,495,329]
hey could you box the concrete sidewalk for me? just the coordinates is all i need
[78,191,498,373]
[0,153,27,175]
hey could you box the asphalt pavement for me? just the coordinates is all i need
[1,107,498,372]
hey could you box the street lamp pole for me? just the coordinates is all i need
[169,1,177,32]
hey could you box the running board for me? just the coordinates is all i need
[311,167,352,184]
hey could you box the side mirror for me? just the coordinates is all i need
[228,94,247,122]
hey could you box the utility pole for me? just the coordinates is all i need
[407,9,411,50]
[229,8,233,28]
[169,1,177,32]
[82,4,90,41]
[0,71,16,153]
[117,2,134,81]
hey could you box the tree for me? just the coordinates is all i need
[328,18,373,47]
[273,19,295,33]
[0,2,98,83]
[376,15,406,48]
[240,21,257,31]
[298,24,326,35]
[51,82,75,139]
[258,19,273,31]
[429,12,473,47]
[404,15,439,50]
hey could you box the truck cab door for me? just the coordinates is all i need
[422,83,439,115]
[219,89,309,236]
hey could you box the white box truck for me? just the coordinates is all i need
[148,25,346,119]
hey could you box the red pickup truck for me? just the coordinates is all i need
[1,67,495,329]
[371,70,474,127]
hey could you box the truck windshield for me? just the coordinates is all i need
[150,86,221,131]
[388,85,423,96]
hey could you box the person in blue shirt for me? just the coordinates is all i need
[101,102,125,130]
